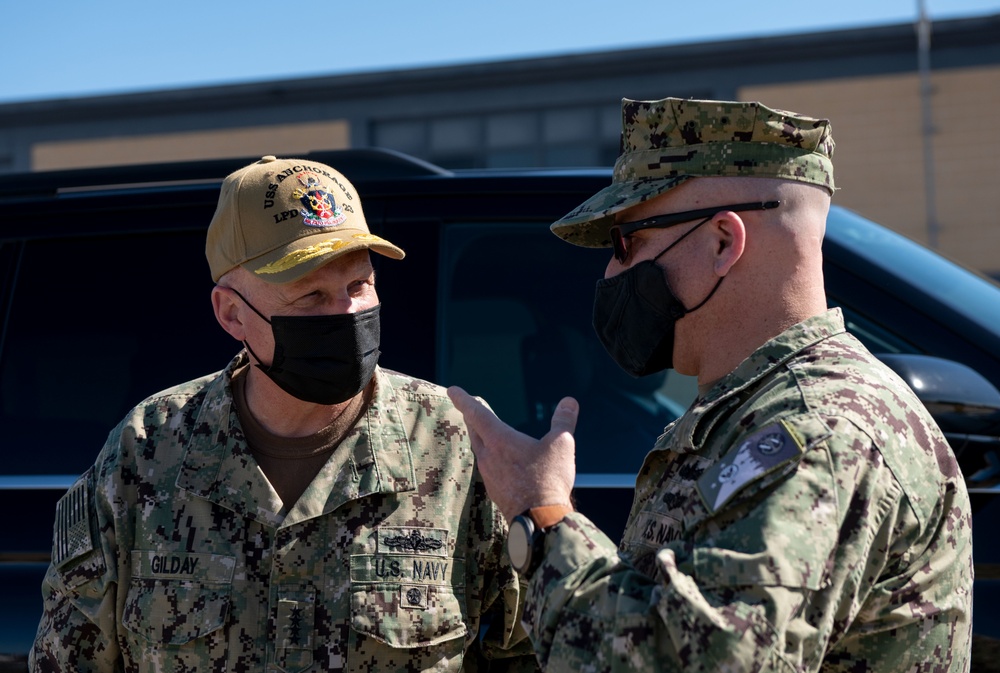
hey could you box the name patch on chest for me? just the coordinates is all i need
[628,510,684,551]
[131,551,236,582]
[350,554,463,586]
[154,555,199,574]
[697,420,804,514]
[352,527,458,587]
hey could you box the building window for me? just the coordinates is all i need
[371,103,620,170]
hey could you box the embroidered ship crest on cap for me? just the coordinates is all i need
[291,171,346,227]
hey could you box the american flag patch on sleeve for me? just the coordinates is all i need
[52,472,94,568]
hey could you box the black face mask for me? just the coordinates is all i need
[232,290,381,405]
[592,216,723,377]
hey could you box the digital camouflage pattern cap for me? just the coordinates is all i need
[207,155,405,283]
[550,97,836,248]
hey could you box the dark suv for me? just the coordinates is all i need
[2,149,999,671]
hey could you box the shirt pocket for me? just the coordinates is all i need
[348,554,468,648]
[122,577,231,644]
[122,551,236,646]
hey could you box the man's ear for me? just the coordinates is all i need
[211,286,247,342]
[712,212,746,276]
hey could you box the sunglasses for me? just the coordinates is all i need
[610,200,780,263]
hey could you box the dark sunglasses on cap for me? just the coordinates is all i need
[610,200,780,263]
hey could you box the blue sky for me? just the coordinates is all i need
[3,0,998,104]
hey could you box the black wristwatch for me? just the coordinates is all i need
[507,504,572,577]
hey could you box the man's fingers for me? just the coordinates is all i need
[448,386,502,439]
[550,396,579,436]
[447,386,495,420]
[446,385,477,414]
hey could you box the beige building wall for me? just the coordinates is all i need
[21,65,1000,277]
[742,65,1000,276]
[32,120,351,171]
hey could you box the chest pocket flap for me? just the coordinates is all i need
[349,553,468,647]
[123,551,235,645]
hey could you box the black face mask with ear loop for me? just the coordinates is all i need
[592,215,723,377]
[231,289,381,405]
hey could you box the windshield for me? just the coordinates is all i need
[826,206,1000,335]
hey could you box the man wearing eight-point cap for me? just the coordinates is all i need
[30,156,539,672]
[448,98,973,672]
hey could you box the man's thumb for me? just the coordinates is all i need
[550,396,579,435]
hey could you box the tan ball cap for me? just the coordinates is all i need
[206,155,405,284]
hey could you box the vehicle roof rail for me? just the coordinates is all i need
[0,147,450,201]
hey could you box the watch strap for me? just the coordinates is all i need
[526,503,573,531]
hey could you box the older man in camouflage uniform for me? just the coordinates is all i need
[30,156,538,672]
[449,98,973,672]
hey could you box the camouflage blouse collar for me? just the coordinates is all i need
[664,308,846,453]
[177,353,415,527]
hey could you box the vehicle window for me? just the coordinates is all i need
[830,302,917,355]
[440,223,697,473]
[0,232,235,476]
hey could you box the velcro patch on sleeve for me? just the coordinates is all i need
[52,472,95,568]
[697,420,805,514]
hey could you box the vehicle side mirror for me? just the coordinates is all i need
[876,353,1000,490]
